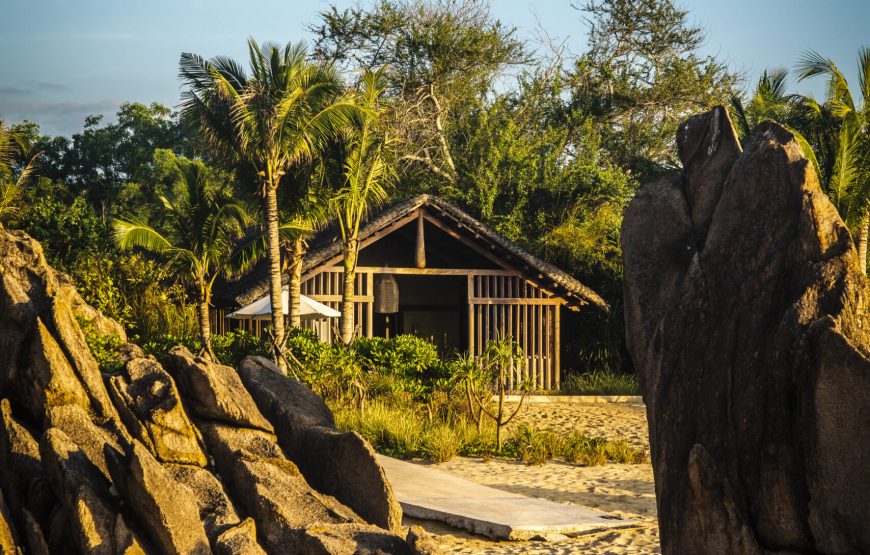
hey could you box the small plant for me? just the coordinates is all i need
[80,320,125,374]
[510,425,564,466]
[423,422,462,463]
[477,334,530,451]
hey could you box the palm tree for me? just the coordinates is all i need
[0,121,39,226]
[797,49,870,274]
[332,68,394,344]
[179,39,358,367]
[730,68,797,141]
[114,157,249,358]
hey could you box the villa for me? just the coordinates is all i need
[211,195,607,390]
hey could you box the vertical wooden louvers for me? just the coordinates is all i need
[468,272,561,391]
[299,269,373,343]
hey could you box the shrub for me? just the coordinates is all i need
[211,329,270,367]
[353,334,440,378]
[423,422,462,463]
[561,370,640,395]
[335,402,425,458]
[509,425,564,465]
[80,320,125,374]
[562,433,609,466]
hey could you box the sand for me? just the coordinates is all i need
[406,401,660,554]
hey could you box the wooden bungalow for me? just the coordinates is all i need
[211,195,607,390]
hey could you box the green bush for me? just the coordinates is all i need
[80,320,125,374]
[561,370,640,395]
[211,330,270,367]
[353,334,440,377]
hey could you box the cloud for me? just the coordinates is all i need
[32,81,68,91]
[0,98,123,136]
[0,85,33,97]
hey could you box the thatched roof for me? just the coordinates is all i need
[214,195,608,311]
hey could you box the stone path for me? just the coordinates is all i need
[378,455,635,540]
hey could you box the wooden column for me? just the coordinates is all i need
[467,274,474,356]
[366,272,374,338]
[415,211,426,269]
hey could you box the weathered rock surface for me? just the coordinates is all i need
[105,440,211,554]
[623,107,870,554]
[0,227,419,554]
[165,346,274,433]
[108,357,208,467]
[0,231,119,426]
[239,356,402,532]
[40,428,148,554]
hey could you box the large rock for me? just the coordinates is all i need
[198,421,405,554]
[0,399,47,517]
[0,491,21,554]
[239,357,402,532]
[165,463,247,544]
[108,357,207,467]
[165,346,273,433]
[623,109,870,554]
[39,428,148,554]
[0,231,120,426]
[105,440,211,554]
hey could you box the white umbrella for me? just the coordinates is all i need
[227,288,340,321]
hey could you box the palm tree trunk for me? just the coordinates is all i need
[340,239,358,345]
[264,186,287,371]
[197,285,214,360]
[198,300,213,359]
[858,210,869,275]
[288,237,305,328]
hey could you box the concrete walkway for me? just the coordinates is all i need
[377,455,635,540]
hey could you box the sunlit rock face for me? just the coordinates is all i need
[0,228,430,554]
[623,106,870,554]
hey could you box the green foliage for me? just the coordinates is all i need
[80,320,125,374]
[14,178,107,270]
[211,330,270,367]
[352,334,441,377]
[70,251,197,344]
[561,370,640,396]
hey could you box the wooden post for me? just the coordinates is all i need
[467,274,474,356]
[366,272,374,338]
[554,305,561,390]
[415,211,426,269]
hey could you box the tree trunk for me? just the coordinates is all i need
[340,240,358,345]
[198,301,214,359]
[495,365,505,452]
[197,285,214,360]
[858,210,868,275]
[288,237,305,328]
[264,186,287,371]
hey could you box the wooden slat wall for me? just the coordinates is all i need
[468,273,560,391]
[300,269,373,342]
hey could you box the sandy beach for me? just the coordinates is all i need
[407,401,660,554]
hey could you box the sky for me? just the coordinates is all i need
[0,0,867,137]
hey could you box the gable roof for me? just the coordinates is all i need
[215,195,608,312]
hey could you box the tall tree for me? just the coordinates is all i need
[568,0,738,181]
[797,48,870,274]
[332,68,394,344]
[114,156,249,358]
[179,39,358,366]
[310,0,527,193]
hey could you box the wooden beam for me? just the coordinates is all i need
[422,213,516,272]
[303,209,422,279]
[306,294,374,302]
[469,297,563,306]
[336,266,518,276]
